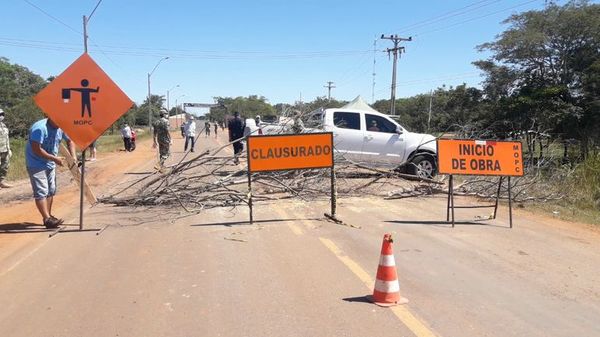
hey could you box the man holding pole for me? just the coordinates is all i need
[25,117,76,228]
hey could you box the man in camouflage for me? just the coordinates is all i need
[0,108,13,188]
[153,109,172,167]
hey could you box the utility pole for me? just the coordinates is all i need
[372,38,377,104]
[381,34,411,116]
[427,89,433,133]
[324,81,336,101]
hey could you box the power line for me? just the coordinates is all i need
[0,37,372,60]
[22,0,80,35]
[87,0,104,22]
[414,0,542,36]
[396,0,503,33]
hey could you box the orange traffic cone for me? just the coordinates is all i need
[370,234,408,307]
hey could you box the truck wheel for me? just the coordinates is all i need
[409,155,436,178]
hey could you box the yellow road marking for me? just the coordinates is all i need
[287,223,304,236]
[319,237,438,337]
[273,208,304,236]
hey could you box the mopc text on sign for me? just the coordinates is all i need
[247,133,334,172]
[437,139,524,176]
[34,53,133,150]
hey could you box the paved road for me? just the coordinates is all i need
[1,129,599,337]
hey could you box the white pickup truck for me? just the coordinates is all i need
[245,99,438,177]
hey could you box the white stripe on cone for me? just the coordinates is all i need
[374,279,400,293]
[379,254,396,267]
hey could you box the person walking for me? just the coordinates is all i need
[153,109,172,168]
[255,115,263,135]
[25,117,76,228]
[214,122,218,138]
[121,123,132,151]
[205,120,211,137]
[183,115,196,152]
[88,140,97,161]
[0,108,13,188]
[227,111,245,164]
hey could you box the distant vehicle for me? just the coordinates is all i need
[244,97,438,177]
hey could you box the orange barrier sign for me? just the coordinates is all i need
[34,53,133,149]
[437,139,523,176]
[247,133,333,172]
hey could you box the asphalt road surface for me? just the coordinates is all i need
[1,130,599,337]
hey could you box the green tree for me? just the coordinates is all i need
[475,0,600,157]
[0,57,48,137]
[135,94,165,126]
[207,95,276,122]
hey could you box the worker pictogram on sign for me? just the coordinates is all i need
[34,53,133,149]
[61,79,100,118]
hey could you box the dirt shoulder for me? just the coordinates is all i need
[0,136,158,270]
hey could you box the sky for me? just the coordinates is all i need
[0,0,572,107]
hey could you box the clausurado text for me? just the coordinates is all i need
[250,144,332,160]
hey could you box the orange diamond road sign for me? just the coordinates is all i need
[34,53,133,149]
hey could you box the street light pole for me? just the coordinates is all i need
[175,94,186,128]
[147,56,169,130]
[166,84,180,113]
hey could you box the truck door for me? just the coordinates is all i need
[330,111,364,162]
[362,114,406,167]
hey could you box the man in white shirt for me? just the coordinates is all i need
[183,116,196,152]
[121,123,132,152]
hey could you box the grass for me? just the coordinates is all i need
[5,130,151,181]
[6,138,26,181]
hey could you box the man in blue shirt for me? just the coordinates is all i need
[26,118,76,228]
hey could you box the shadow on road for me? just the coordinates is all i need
[342,295,372,304]
[0,222,51,234]
[191,217,323,227]
[385,220,507,228]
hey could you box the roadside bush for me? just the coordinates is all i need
[569,154,600,211]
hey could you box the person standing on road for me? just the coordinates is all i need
[0,108,13,188]
[121,123,132,152]
[153,109,172,168]
[205,120,211,137]
[227,111,245,164]
[255,115,263,135]
[25,117,76,228]
[292,111,304,134]
[183,115,196,152]
[88,140,97,161]
[214,122,218,138]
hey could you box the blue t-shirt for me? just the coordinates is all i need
[26,119,70,170]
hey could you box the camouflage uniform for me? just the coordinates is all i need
[0,120,10,183]
[153,117,171,165]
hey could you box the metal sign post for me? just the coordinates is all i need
[439,139,522,228]
[79,150,86,230]
[246,144,253,224]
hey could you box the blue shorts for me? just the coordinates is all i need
[27,167,56,200]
